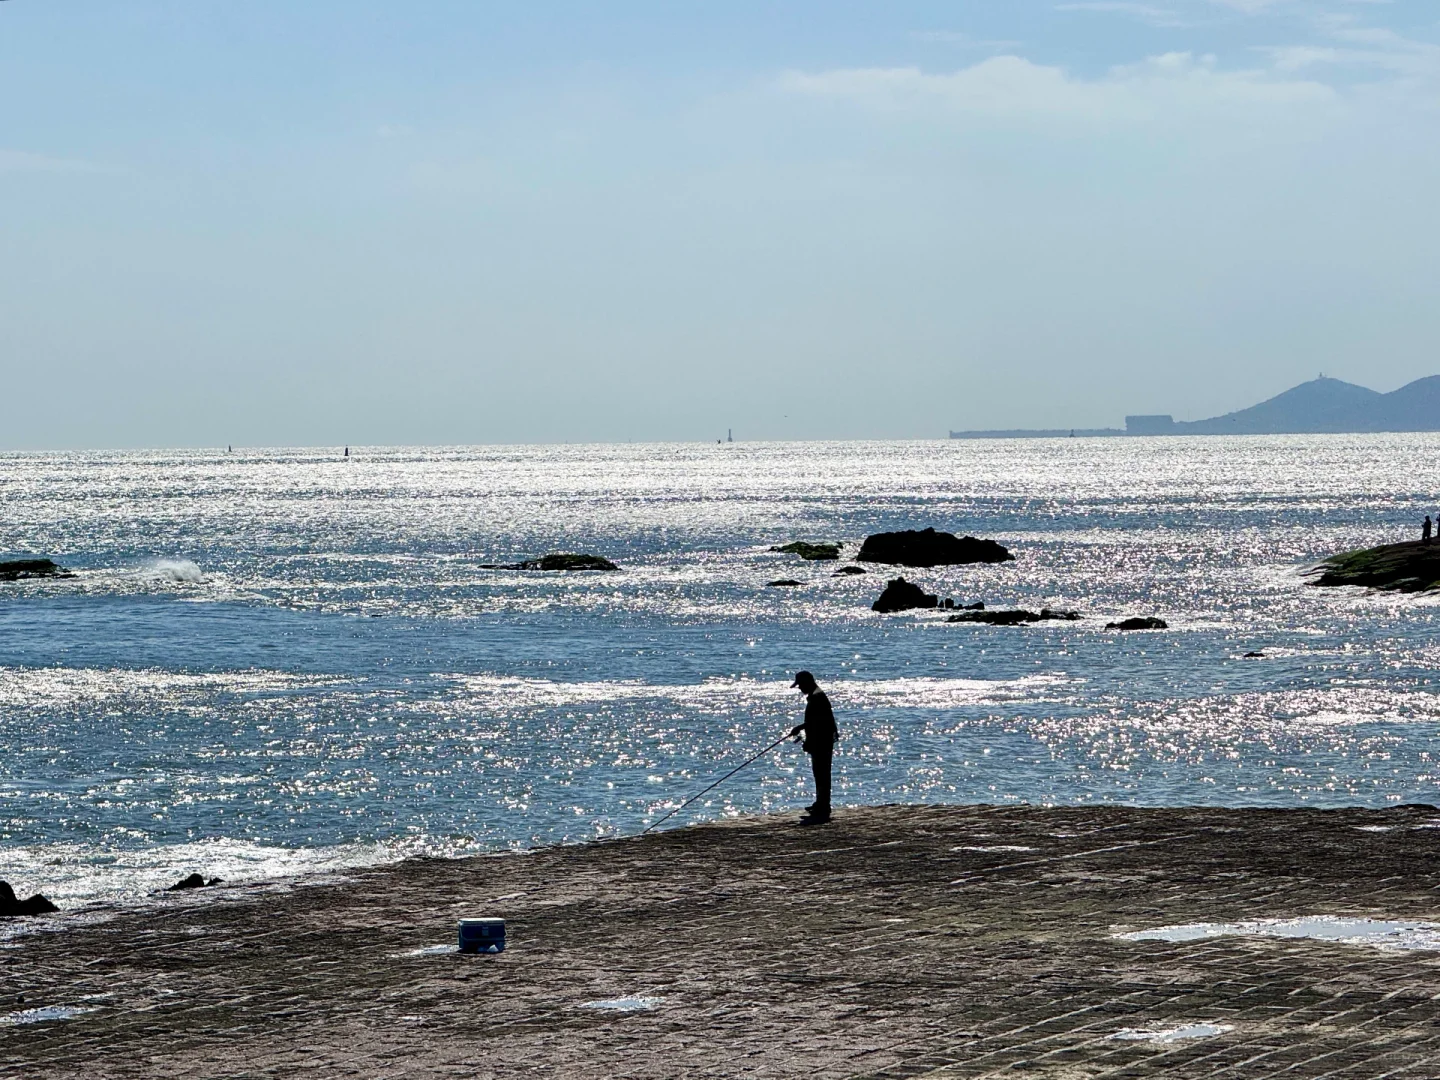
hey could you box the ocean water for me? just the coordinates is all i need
[2,435,1439,910]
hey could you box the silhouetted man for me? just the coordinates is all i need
[1426,516,1433,544]
[789,671,837,823]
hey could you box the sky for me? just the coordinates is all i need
[1,0,1438,448]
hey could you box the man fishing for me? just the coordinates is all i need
[789,671,837,823]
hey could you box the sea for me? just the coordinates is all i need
[2,435,1438,912]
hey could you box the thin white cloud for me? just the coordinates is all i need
[1207,0,1293,12]
[779,52,1336,125]
[912,30,1023,50]
[1055,3,1194,29]
[0,150,119,176]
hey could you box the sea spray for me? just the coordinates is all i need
[144,559,204,583]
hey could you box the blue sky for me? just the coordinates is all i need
[2,1,1437,447]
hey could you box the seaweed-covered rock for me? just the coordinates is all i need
[482,553,619,572]
[0,881,58,917]
[1310,540,1440,593]
[857,529,1013,568]
[0,559,74,582]
[1106,616,1167,630]
[770,542,840,561]
[872,577,938,613]
[767,579,803,588]
[833,566,867,576]
[947,608,1081,626]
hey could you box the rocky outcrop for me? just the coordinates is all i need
[1106,617,1167,630]
[857,529,1013,568]
[770,542,840,561]
[948,608,1080,626]
[872,577,938,613]
[0,559,74,582]
[833,566,867,576]
[1310,540,1440,593]
[168,874,223,891]
[481,554,619,572]
[0,881,58,917]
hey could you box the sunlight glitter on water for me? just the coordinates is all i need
[3,436,1440,907]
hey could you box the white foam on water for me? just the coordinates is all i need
[0,665,336,708]
[1111,1023,1232,1043]
[440,673,1070,713]
[0,833,476,911]
[954,845,1035,853]
[0,1006,99,1026]
[143,558,205,583]
[580,996,661,1012]
[1353,825,1396,832]
[1117,916,1440,950]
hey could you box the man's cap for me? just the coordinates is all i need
[791,670,815,688]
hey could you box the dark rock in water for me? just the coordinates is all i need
[872,577,938,613]
[1107,616,1167,630]
[519,553,619,572]
[767,579,803,587]
[833,566,867,576]
[481,553,619,572]
[167,873,217,891]
[961,601,984,610]
[857,528,1013,568]
[770,541,840,561]
[1310,540,1440,593]
[947,608,1080,626]
[0,880,59,916]
[0,559,75,582]
[1244,650,1266,658]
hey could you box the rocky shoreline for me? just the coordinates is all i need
[5,803,1440,1078]
[1310,539,1440,593]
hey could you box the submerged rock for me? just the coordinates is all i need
[481,553,619,572]
[770,541,841,561]
[948,608,1081,626]
[872,577,938,613]
[1310,540,1440,593]
[767,579,803,587]
[0,559,74,582]
[833,566,867,576]
[168,874,223,891]
[1107,617,1167,631]
[0,881,59,917]
[857,529,1013,568]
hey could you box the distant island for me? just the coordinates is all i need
[951,376,1440,438]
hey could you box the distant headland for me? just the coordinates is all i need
[951,375,1440,439]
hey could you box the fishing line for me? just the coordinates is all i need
[641,731,791,835]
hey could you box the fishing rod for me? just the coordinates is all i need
[642,730,792,835]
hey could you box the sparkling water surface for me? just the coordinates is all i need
[2,436,1439,908]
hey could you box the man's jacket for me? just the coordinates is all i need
[798,691,837,752]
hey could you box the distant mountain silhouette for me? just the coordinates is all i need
[1175,376,1440,434]
[950,376,1440,439]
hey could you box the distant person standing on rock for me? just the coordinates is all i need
[789,671,837,823]
[1425,516,1432,544]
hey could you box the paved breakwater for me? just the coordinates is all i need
[5,803,1440,1078]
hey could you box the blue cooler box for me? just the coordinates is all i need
[458,917,506,954]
